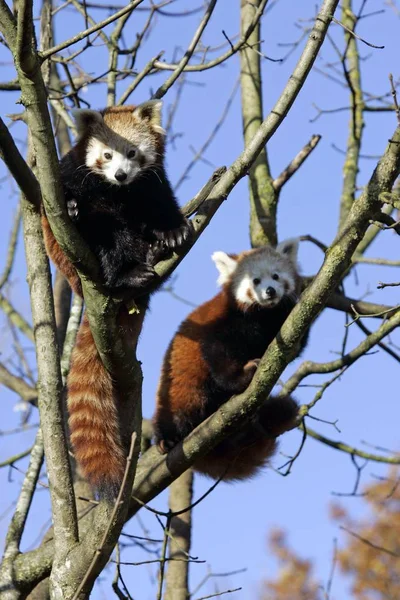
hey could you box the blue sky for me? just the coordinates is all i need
[1,1,400,598]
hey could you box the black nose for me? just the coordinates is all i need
[115,169,127,182]
[266,286,276,298]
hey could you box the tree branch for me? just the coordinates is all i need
[0,362,37,403]
[0,117,42,209]
[164,469,194,600]
[278,305,400,398]
[39,0,145,60]
[273,134,322,191]
[240,0,277,247]
[0,292,34,341]
[153,0,218,99]
[152,0,269,73]
[338,0,365,231]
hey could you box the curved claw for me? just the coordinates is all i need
[159,219,194,251]
[67,198,79,221]
[157,439,177,454]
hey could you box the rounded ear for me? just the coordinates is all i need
[211,251,238,286]
[72,109,103,136]
[276,238,299,264]
[133,100,164,133]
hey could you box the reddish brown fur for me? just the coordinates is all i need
[155,292,227,418]
[42,209,125,488]
[155,245,303,481]
[41,211,82,296]
[67,314,125,489]
[195,439,278,480]
[67,309,145,492]
[155,289,293,481]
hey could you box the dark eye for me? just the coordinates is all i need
[104,152,112,160]
[127,149,136,159]
[253,278,261,285]
[272,273,280,281]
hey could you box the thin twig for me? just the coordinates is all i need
[156,512,171,600]
[331,15,384,49]
[389,73,400,126]
[175,78,239,191]
[3,429,44,559]
[340,526,400,557]
[273,134,322,191]
[40,0,145,59]
[153,0,269,73]
[194,588,242,600]
[153,0,218,99]
[0,203,21,290]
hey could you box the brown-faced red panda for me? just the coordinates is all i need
[42,101,192,497]
[153,239,308,481]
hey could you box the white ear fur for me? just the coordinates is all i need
[133,100,163,131]
[72,109,103,136]
[211,251,238,286]
[276,237,299,264]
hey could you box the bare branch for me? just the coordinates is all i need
[337,0,365,231]
[278,305,400,397]
[175,79,239,191]
[3,429,44,559]
[389,72,400,126]
[240,0,276,247]
[153,0,218,99]
[153,0,269,73]
[331,16,384,49]
[71,433,138,600]
[326,292,397,318]
[0,118,42,209]
[154,0,341,283]
[0,362,37,403]
[0,204,21,290]
[0,292,34,340]
[307,428,400,464]
[164,470,194,600]
[273,134,322,191]
[40,0,145,60]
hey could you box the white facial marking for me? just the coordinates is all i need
[212,252,238,286]
[85,137,146,185]
[226,240,299,308]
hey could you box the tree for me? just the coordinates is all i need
[260,468,400,600]
[334,469,400,600]
[0,0,400,598]
[260,530,322,600]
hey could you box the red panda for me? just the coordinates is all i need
[42,101,192,497]
[153,239,307,481]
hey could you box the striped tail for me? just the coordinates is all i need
[67,313,126,497]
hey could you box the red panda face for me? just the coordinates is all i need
[212,239,300,309]
[85,139,144,186]
[72,101,165,186]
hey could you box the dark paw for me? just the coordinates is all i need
[67,198,79,221]
[147,240,167,265]
[154,219,193,250]
[128,265,156,288]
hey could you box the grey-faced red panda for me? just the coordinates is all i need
[41,101,192,497]
[153,239,308,481]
